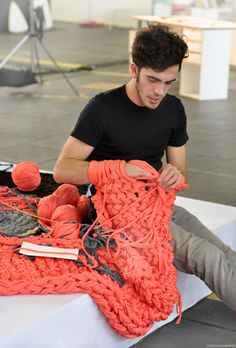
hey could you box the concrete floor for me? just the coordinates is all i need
[0,22,236,347]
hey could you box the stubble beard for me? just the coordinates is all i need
[135,73,161,109]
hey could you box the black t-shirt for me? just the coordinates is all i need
[71,85,188,171]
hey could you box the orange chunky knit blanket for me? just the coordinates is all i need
[0,160,187,338]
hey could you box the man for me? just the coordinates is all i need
[53,25,236,311]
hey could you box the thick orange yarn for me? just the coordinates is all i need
[77,195,90,221]
[51,221,81,239]
[37,184,81,231]
[0,160,187,338]
[11,162,41,191]
[52,183,80,207]
[51,204,81,226]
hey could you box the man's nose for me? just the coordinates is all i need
[154,83,165,96]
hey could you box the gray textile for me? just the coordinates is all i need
[171,205,236,311]
[0,209,40,237]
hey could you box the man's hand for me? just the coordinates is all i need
[158,163,183,190]
[125,162,151,177]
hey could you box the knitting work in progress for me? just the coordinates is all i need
[0,160,187,338]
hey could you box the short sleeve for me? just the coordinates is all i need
[70,97,105,147]
[168,100,188,147]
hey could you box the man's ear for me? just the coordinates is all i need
[130,63,138,79]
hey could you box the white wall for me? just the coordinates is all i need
[51,0,153,27]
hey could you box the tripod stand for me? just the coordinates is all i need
[0,0,79,96]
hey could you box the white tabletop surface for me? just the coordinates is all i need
[132,15,236,30]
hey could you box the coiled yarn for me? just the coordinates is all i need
[37,184,81,230]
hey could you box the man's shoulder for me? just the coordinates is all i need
[94,85,124,103]
[164,93,182,105]
[160,94,184,113]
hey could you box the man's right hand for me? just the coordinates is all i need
[124,162,151,178]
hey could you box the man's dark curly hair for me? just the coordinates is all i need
[132,25,188,71]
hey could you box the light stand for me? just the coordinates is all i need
[0,0,79,96]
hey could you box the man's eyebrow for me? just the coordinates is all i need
[147,75,176,83]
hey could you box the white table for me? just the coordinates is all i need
[1,196,236,348]
[131,15,236,100]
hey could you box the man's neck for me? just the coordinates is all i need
[125,79,144,107]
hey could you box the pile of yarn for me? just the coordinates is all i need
[11,161,41,191]
[10,161,90,238]
[0,159,188,338]
[37,183,89,238]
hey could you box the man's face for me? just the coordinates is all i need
[131,64,179,109]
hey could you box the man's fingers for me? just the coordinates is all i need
[159,164,174,180]
[159,168,178,185]
[158,164,182,189]
[160,175,178,188]
[125,163,151,177]
[162,175,182,190]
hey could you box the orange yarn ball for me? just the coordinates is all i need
[37,195,61,230]
[51,204,81,226]
[77,195,90,221]
[52,184,80,207]
[37,184,81,231]
[11,162,41,191]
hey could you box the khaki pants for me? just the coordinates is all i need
[171,205,236,311]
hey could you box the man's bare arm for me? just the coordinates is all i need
[166,145,187,178]
[53,136,94,185]
[54,136,159,185]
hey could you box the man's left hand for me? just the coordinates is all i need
[158,163,183,190]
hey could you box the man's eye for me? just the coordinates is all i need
[148,78,157,83]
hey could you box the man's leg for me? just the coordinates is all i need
[172,205,233,254]
[170,205,236,311]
